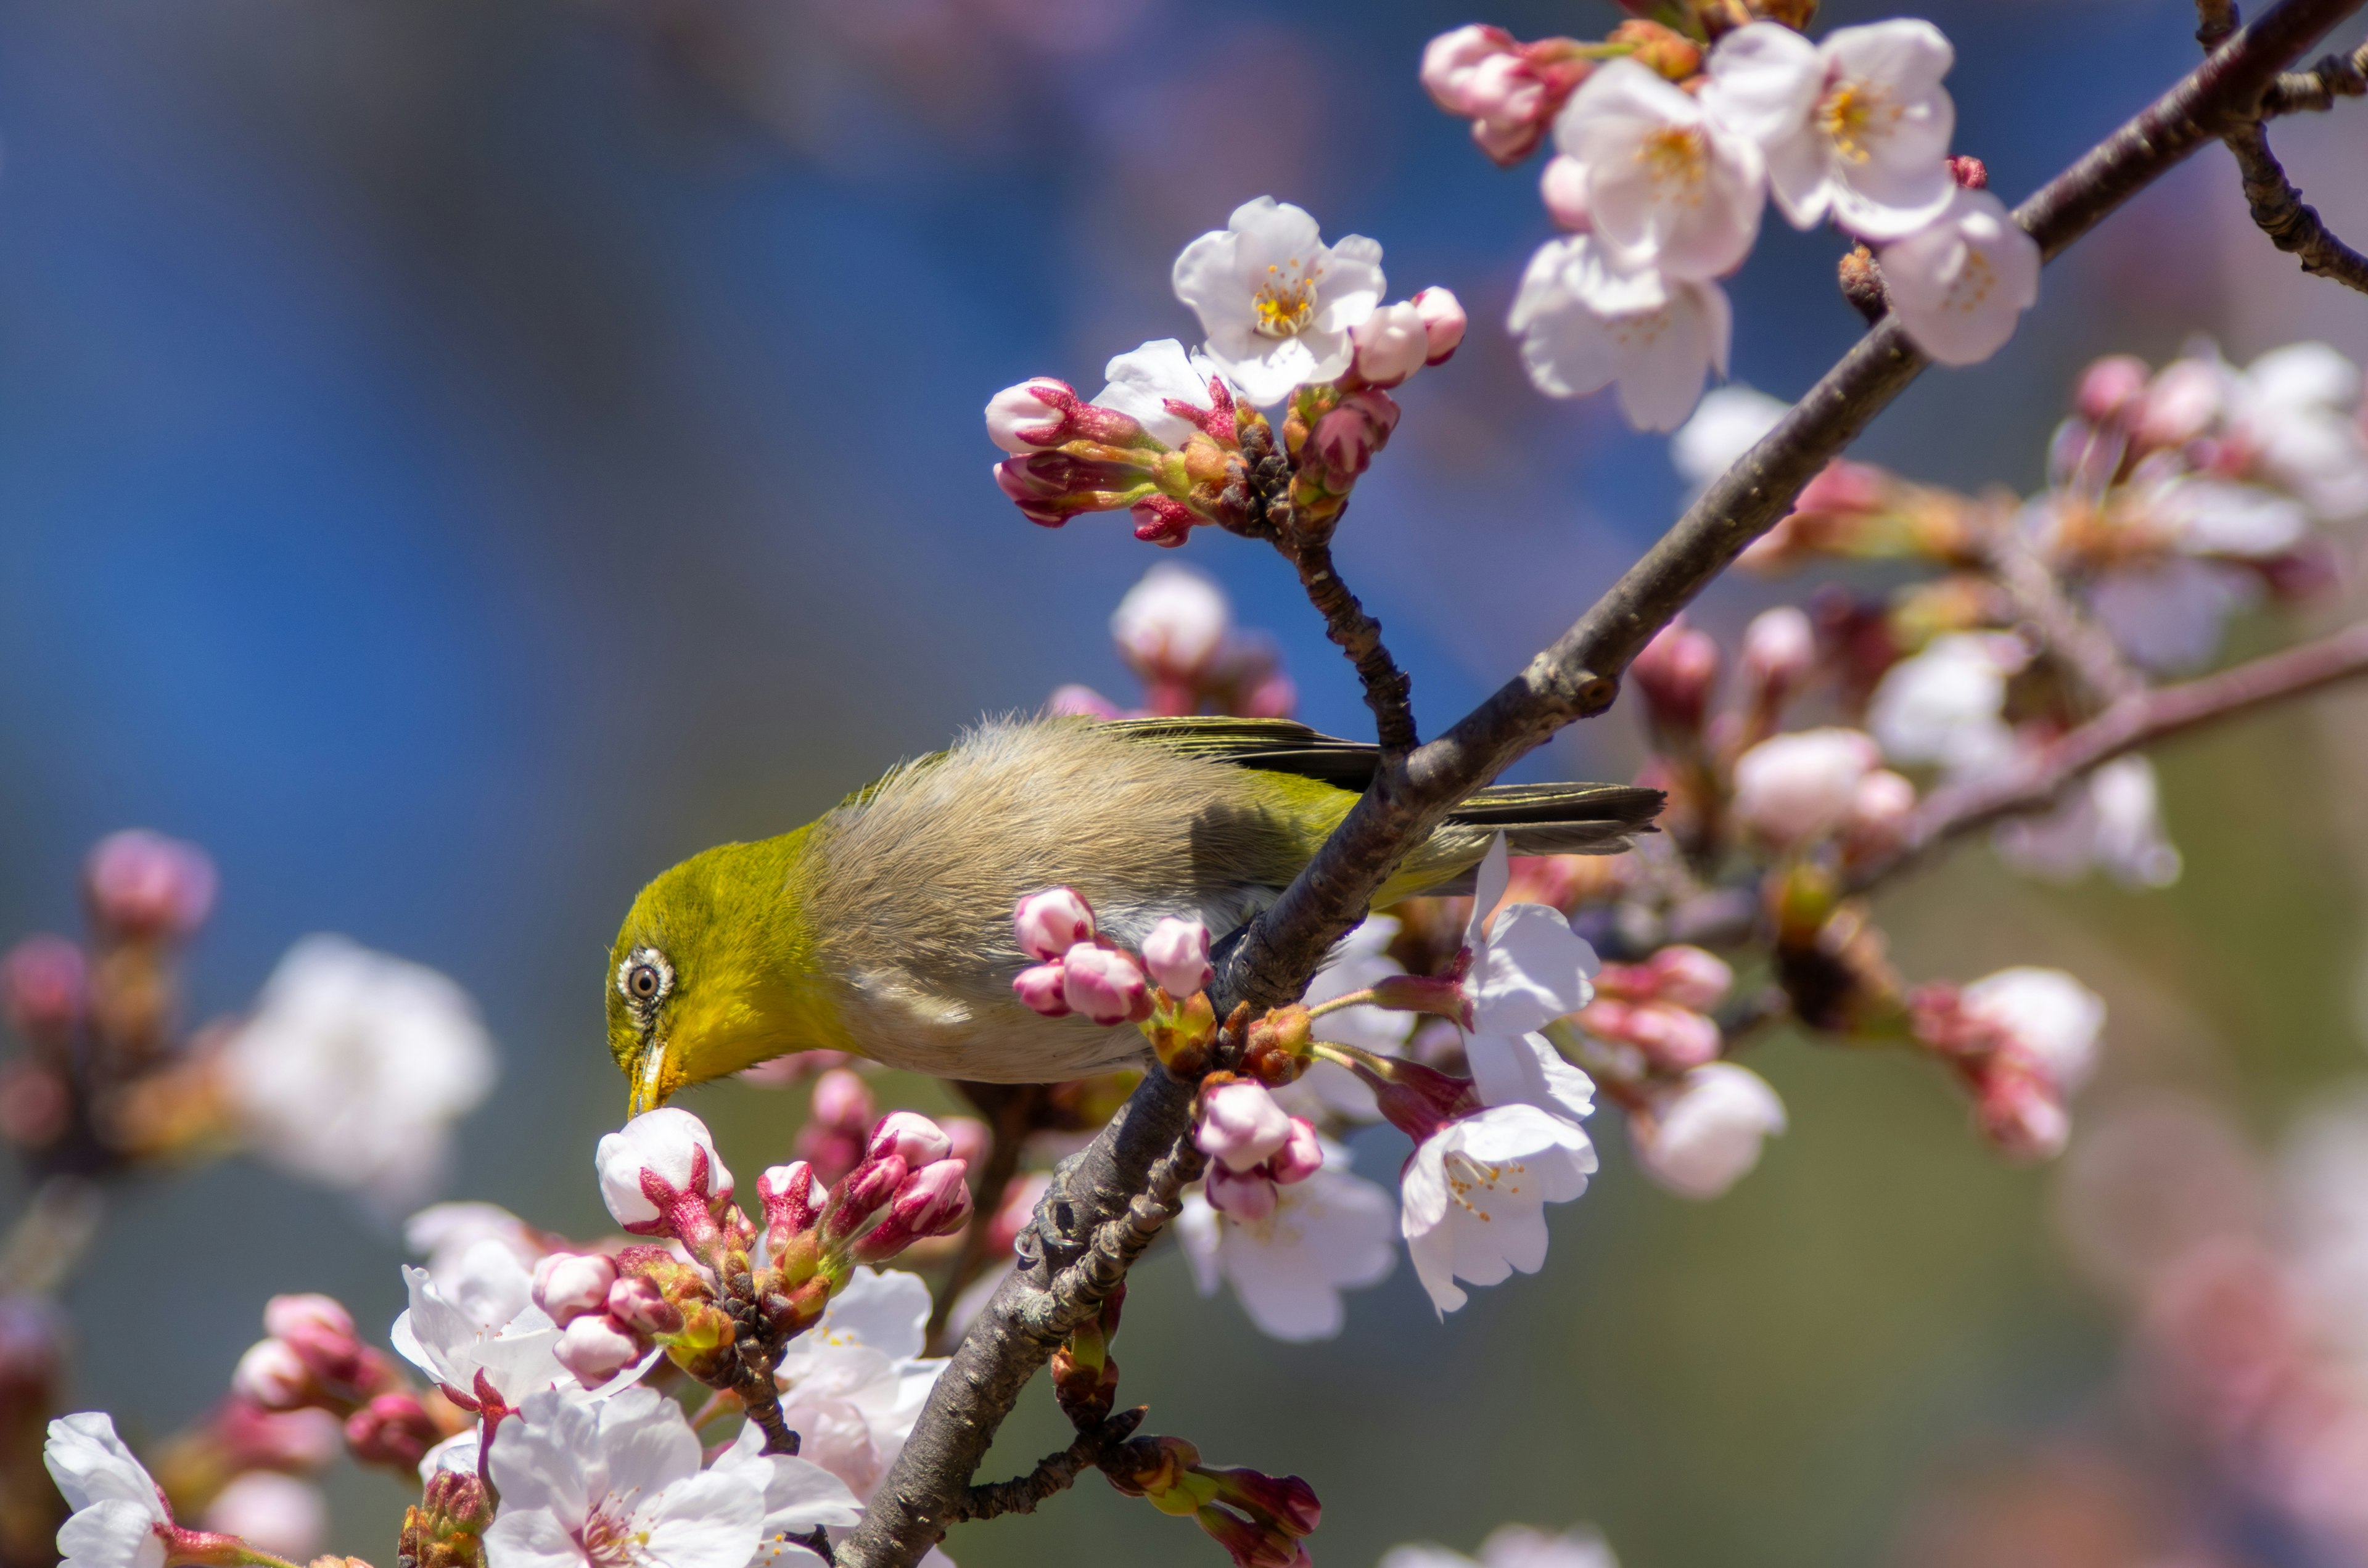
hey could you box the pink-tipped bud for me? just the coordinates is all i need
[1973,1059,2070,1163]
[1349,303,1428,389]
[892,1159,974,1238]
[555,1313,641,1387]
[1740,606,1814,696]
[1130,495,1201,548]
[1195,1081,1294,1173]
[604,1275,683,1337]
[1268,1119,1323,1185]
[808,1068,874,1131]
[1540,155,1591,231]
[1946,155,1988,189]
[1212,1469,1322,1538]
[232,1339,312,1411]
[985,378,1075,453]
[1204,1165,1279,1221]
[1061,944,1150,1025]
[593,1107,735,1244]
[1013,962,1073,1017]
[261,1294,353,1347]
[1,937,84,1041]
[1141,917,1214,997]
[1412,287,1468,364]
[758,1162,820,1239]
[530,1254,619,1327]
[828,1154,910,1241]
[1842,768,1918,861]
[1420,24,1518,115]
[83,829,217,942]
[1629,622,1720,734]
[1014,887,1098,963]
[1645,946,1733,1013]
[1307,388,1400,479]
[343,1392,437,1470]
[2075,355,2152,425]
[867,1110,953,1168]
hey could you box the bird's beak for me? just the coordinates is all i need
[628,1043,676,1117]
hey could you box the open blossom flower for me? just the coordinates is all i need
[771,1269,948,1502]
[1730,727,1881,845]
[1511,236,1731,432]
[1178,1139,1397,1342]
[1994,753,2181,889]
[1550,60,1764,282]
[1865,633,2026,779]
[1879,187,2041,367]
[1172,197,1386,406]
[46,1413,174,1568]
[2229,342,2368,521]
[483,1386,762,1568]
[709,1421,864,1567]
[391,1239,568,1404]
[220,934,497,1208]
[2086,555,2258,672]
[1701,20,1957,239]
[1462,834,1598,1038]
[1404,1101,1598,1315]
[1092,339,1232,451]
[1381,1523,1621,1568]
[406,1201,544,1282]
[1630,1063,1788,1200]
[1279,917,1412,1123]
[1961,966,2107,1094]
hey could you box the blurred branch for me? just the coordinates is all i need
[2263,39,2368,111]
[0,1178,104,1299]
[1980,525,2144,708]
[835,3,2368,1563]
[2202,3,2368,292]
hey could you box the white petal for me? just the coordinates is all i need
[1472,906,1597,1035]
[1882,190,2040,367]
[1701,22,1823,145]
[482,1509,591,1568]
[1466,834,1512,952]
[1175,1194,1225,1298]
[44,1415,164,1518]
[57,1501,166,1568]
[638,1470,766,1568]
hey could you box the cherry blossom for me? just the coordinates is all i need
[1878,188,2041,367]
[1177,1139,1397,1342]
[1404,1101,1599,1315]
[1730,728,1881,845]
[219,934,496,1209]
[1172,197,1386,406]
[770,1270,948,1503]
[1141,916,1214,996]
[1629,1063,1789,1201]
[1280,917,1412,1123]
[1380,1523,1621,1568]
[2085,555,2259,673]
[482,1387,763,1568]
[1865,633,2026,778]
[595,1107,735,1238]
[1461,834,1598,1037]
[1511,236,1732,432]
[1994,754,2182,889]
[198,1473,324,1562]
[2229,342,2368,521]
[707,1421,864,1568]
[1092,339,1232,452]
[1550,60,1765,281]
[44,1413,173,1568]
[1701,20,1957,240]
[1961,967,2107,1095]
[390,1239,567,1405]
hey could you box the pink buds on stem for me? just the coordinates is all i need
[594,1108,738,1254]
[1141,917,1214,997]
[1015,887,1098,961]
[83,829,217,943]
[529,1254,619,1326]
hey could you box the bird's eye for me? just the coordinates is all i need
[617,946,673,1012]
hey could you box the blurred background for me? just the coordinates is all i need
[1,0,2366,1563]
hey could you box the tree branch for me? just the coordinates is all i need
[2263,39,2368,112]
[1276,534,1418,758]
[833,5,2368,1564]
[2220,115,2368,292]
[952,1409,1146,1523]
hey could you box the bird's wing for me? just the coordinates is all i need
[1095,716,1381,789]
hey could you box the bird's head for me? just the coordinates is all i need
[607,836,824,1115]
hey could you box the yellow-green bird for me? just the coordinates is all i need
[607,715,1661,1112]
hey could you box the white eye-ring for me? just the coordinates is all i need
[618,946,673,1012]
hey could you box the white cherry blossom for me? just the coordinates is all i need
[1467,1030,1598,1128]
[1111,562,1230,684]
[220,934,496,1209]
[482,1387,762,1568]
[1879,187,2041,367]
[1961,967,2107,1093]
[1177,1140,1397,1342]
[1730,727,1881,844]
[1172,197,1386,406]
[1994,753,2182,889]
[1550,60,1764,281]
[390,1238,567,1404]
[1866,633,2026,779]
[2085,555,2259,672]
[770,1270,947,1502]
[1629,1063,1788,1200]
[2152,476,2310,559]
[1277,916,1412,1123]
[709,1421,864,1568]
[1462,834,1598,1036]
[2230,342,2368,521]
[1511,236,1731,432]
[1092,339,1231,450]
[1404,1102,1598,1315]
[199,1473,326,1562]
[44,1414,171,1568]
[1702,20,1957,239]
[406,1202,544,1282]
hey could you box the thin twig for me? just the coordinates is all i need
[2221,116,2368,292]
[831,6,2368,1564]
[2263,40,2368,111]
[1276,534,1419,757]
[953,1409,1147,1523]
[1979,525,2144,708]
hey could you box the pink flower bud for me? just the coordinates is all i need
[604,1275,683,1337]
[1539,155,1590,230]
[1204,1165,1278,1222]
[1061,943,1149,1025]
[1629,622,1719,734]
[1014,887,1098,963]
[1973,1059,2070,1162]
[1240,670,1297,720]
[1307,389,1400,479]
[232,1339,312,1411]
[1645,946,1733,1012]
[985,379,1075,453]
[2075,355,2151,425]
[1731,728,1881,845]
[1350,303,1428,389]
[1420,24,1517,115]
[1141,917,1214,997]
[1268,1119,1323,1185]
[807,1068,874,1131]
[1947,155,1988,189]
[1466,50,1545,131]
[1626,1001,1723,1072]
[555,1313,641,1387]
[343,1393,437,1470]
[1842,768,1918,861]
[1,937,84,1041]
[867,1110,953,1168]
[1195,1081,1293,1173]
[593,1107,736,1244]
[261,1294,353,1346]
[757,1161,820,1238]
[530,1253,619,1326]
[1013,962,1073,1017]
[892,1159,974,1238]
[988,1172,1051,1258]
[1740,606,1814,696]
[83,829,216,942]
[1212,1469,1322,1538]
[1112,564,1229,682]
[1131,495,1201,548]
[1412,287,1468,364]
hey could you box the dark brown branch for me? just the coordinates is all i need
[832,6,2368,1564]
[2221,117,2368,292]
[1276,535,1418,757]
[2263,39,2368,111]
[953,1409,1147,1523]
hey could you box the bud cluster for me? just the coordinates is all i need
[1010,891,1222,1069]
[1104,1434,1321,1568]
[1192,1080,1322,1222]
[229,1295,445,1475]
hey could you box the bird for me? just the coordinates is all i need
[607,714,1662,1112]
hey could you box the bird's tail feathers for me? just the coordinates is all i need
[1385,781,1664,898]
